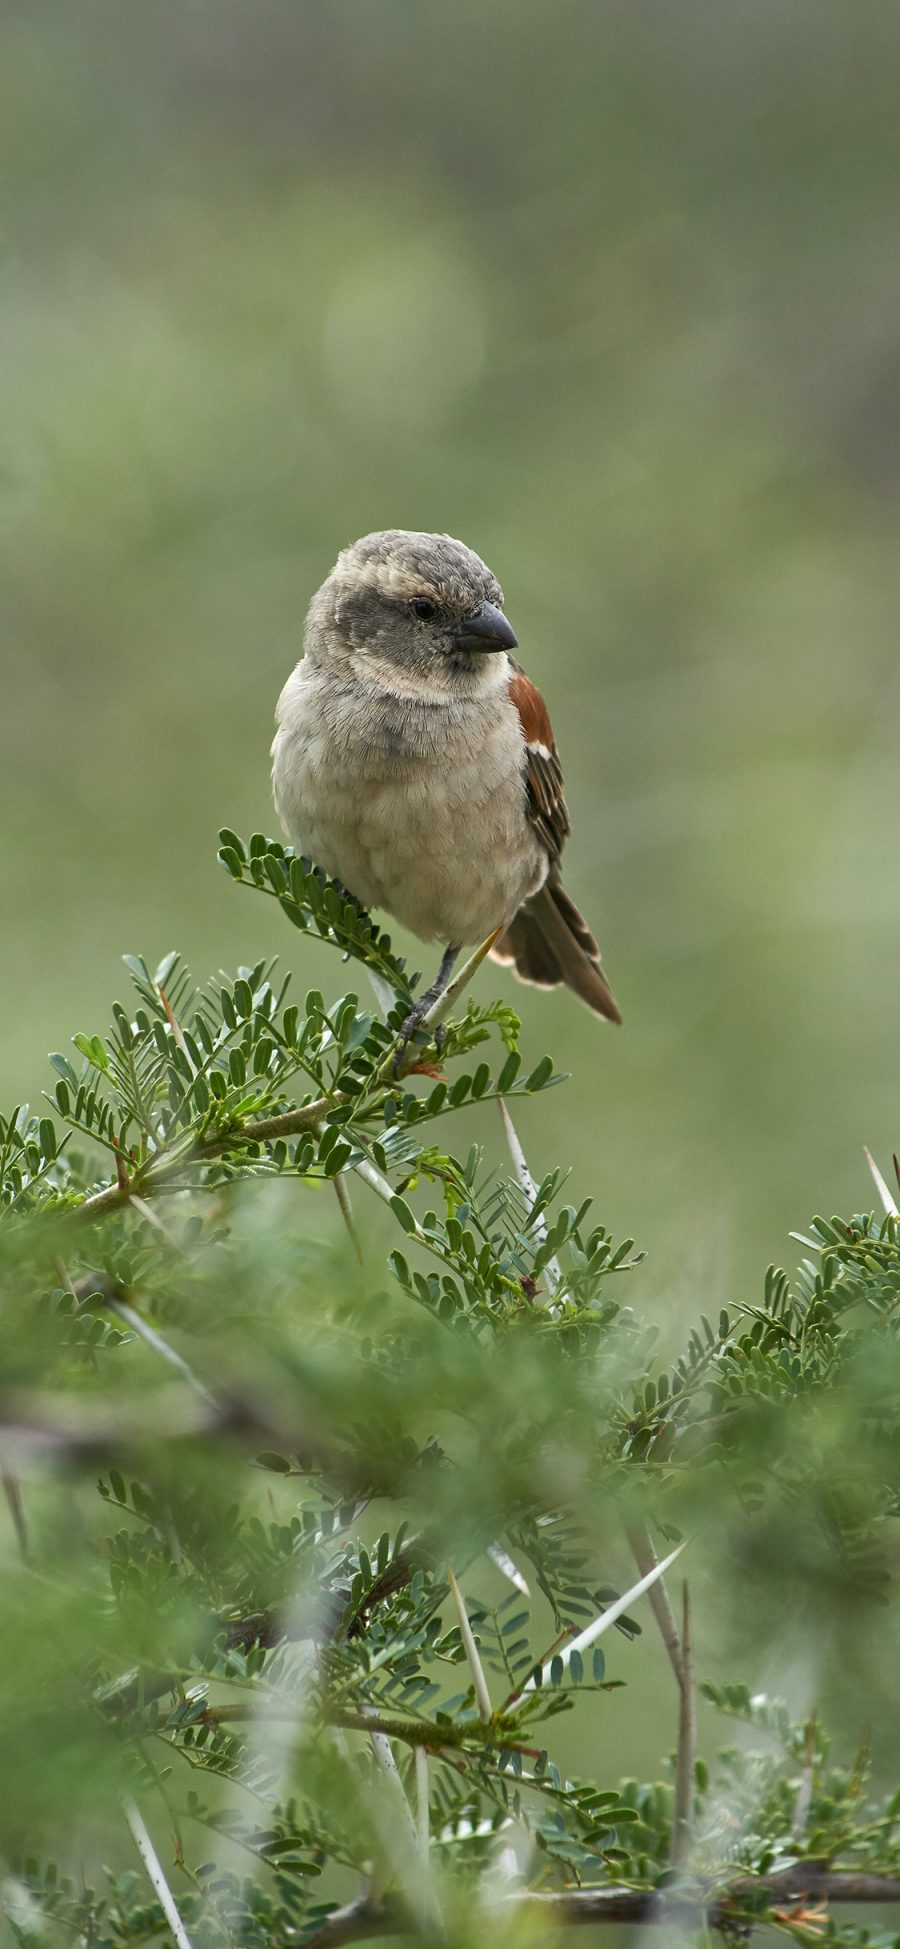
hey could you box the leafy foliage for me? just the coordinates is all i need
[1,835,900,1947]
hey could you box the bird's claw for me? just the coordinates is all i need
[390,947,459,1077]
[392,1003,429,1078]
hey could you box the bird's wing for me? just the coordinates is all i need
[508,667,571,865]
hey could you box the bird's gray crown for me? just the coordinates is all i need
[333,530,503,612]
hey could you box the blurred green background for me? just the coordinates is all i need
[3,0,900,1302]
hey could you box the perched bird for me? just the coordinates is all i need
[272,530,621,1043]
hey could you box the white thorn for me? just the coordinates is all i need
[497,1097,538,1205]
[351,1156,426,1239]
[369,1731,419,1850]
[332,1172,364,1263]
[487,1540,530,1597]
[105,1296,217,1406]
[123,1800,194,1949]
[497,1097,561,1294]
[522,1542,687,1691]
[864,1146,899,1217]
[447,1563,493,1723]
[366,968,397,1022]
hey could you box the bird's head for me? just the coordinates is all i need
[304,529,518,699]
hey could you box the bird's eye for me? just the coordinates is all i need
[411,597,437,621]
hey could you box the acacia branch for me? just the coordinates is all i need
[77,1096,334,1219]
[199,1701,526,1754]
[293,1869,900,1945]
[74,928,513,1225]
[671,1580,695,1867]
[0,1387,369,1498]
[626,1520,684,1689]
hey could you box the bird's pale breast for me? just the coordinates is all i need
[272,664,548,945]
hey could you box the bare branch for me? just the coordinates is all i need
[78,1096,334,1219]
[414,1745,429,1866]
[670,1581,695,1868]
[0,1386,366,1497]
[626,1520,684,1690]
[2,1470,28,1558]
[294,1896,388,1948]
[293,1868,900,1945]
[792,1715,817,1843]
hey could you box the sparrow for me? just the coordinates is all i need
[272,530,621,1045]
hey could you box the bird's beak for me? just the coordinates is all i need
[451,601,518,653]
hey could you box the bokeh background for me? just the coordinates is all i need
[3,3,900,1941]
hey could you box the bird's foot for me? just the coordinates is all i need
[391,946,460,1078]
[392,996,433,1078]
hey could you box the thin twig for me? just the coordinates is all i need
[2,1470,28,1558]
[670,1581,695,1868]
[626,1520,684,1689]
[212,1098,333,1146]
[199,1701,533,1756]
[123,1798,194,1949]
[293,1895,383,1948]
[78,1097,333,1219]
[414,1745,429,1867]
[792,1715,817,1842]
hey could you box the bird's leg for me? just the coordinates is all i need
[393,944,460,1075]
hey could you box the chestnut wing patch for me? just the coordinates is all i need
[509,668,571,865]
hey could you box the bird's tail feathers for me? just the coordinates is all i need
[490,873,622,1024]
